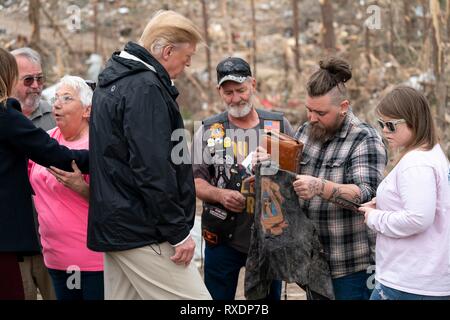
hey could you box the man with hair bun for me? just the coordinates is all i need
[87,10,211,299]
[292,58,387,299]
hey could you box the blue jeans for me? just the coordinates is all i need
[371,281,450,300]
[204,244,282,300]
[48,268,104,300]
[332,270,372,300]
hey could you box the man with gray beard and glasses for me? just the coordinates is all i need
[192,57,294,300]
[11,48,55,131]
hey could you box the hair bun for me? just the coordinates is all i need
[319,57,352,83]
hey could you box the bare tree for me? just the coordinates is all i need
[430,0,447,142]
[29,0,41,47]
[319,0,336,52]
[421,0,430,44]
[403,0,413,45]
[94,0,99,53]
[388,0,395,55]
[221,0,233,55]
[447,0,450,41]
[250,0,257,78]
[365,26,371,67]
[292,0,301,75]
[201,0,213,106]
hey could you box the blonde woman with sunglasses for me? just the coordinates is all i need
[359,86,450,300]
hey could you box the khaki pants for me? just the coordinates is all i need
[19,254,56,300]
[104,243,211,300]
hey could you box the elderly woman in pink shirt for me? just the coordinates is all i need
[29,76,103,300]
[360,86,450,300]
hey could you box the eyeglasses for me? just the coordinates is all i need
[377,118,406,133]
[22,75,45,87]
[50,95,75,105]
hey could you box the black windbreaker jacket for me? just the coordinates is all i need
[87,42,196,252]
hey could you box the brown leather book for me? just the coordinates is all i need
[261,131,303,173]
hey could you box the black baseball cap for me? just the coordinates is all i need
[216,57,252,87]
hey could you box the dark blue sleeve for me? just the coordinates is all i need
[0,104,89,173]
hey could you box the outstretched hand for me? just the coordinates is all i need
[48,160,88,196]
[358,198,377,222]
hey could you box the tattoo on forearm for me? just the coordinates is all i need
[308,179,322,195]
[319,179,326,196]
[329,187,361,211]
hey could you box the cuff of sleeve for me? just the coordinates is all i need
[172,234,191,247]
[359,184,374,203]
[366,209,382,230]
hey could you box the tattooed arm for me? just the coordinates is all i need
[293,175,362,211]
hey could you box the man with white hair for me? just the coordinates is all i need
[192,57,294,300]
[11,47,55,131]
[10,47,56,300]
[87,10,211,300]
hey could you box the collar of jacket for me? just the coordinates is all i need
[123,42,179,98]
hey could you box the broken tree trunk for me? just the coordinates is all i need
[430,0,447,140]
[250,0,257,78]
[388,0,395,56]
[319,0,336,53]
[29,0,41,47]
[403,0,413,45]
[201,0,213,107]
[221,0,233,55]
[94,0,98,53]
[292,0,301,75]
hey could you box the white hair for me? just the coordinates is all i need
[10,47,42,66]
[55,75,93,108]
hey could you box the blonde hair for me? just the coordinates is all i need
[139,10,203,57]
[0,48,18,105]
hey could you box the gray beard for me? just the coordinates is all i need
[228,103,252,118]
[20,95,40,115]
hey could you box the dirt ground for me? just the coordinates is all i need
[234,269,307,300]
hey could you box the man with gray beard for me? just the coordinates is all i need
[11,48,55,130]
[10,47,56,300]
[193,57,294,300]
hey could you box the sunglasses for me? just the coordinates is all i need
[377,118,406,132]
[22,75,45,87]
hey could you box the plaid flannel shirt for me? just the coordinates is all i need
[295,111,387,278]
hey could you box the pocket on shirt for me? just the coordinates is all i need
[323,159,346,182]
[299,157,311,174]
